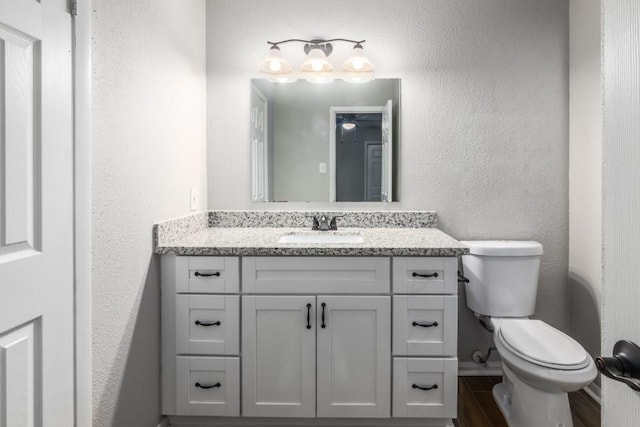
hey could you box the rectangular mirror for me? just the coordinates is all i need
[250,79,400,202]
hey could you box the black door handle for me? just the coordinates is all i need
[195,320,221,326]
[597,340,640,391]
[412,321,439,328]
[195,382,221,389]
[321,302,326,329]
[306,303,312,329]
[194,271,221,277]
[412,272,438,278]
[412,383,438,391]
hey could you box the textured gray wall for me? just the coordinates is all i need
[206,0,570,362]
[92,1,207,425]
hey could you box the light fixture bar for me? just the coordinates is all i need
[267,38,366,48]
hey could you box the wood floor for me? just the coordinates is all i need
[454,376,601,427]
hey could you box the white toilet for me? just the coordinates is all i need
[461,240,597,427]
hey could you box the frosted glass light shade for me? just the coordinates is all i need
[259,46,292,74]
[269,75,298,83]
[343,71,375,83]
[301,48,333,72]
[342,45,374,72]
[303,71,334,84]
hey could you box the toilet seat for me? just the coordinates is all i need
[496,319,590,370]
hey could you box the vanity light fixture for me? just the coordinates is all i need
[259,38,374,83]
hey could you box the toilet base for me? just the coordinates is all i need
[492,364,574,427]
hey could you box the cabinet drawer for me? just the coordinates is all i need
[242,257,390,294]
[176,356,240,416]
[175,257,239,293]
[393,358,457,418]
[393,257,457,294]
[176,295,239,355]
[393,295,457,356]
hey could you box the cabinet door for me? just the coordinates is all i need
[317,296,391,418]
[242,296,316,417]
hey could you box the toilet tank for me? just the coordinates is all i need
[461,241,543,317]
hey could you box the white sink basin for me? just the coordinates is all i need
[277,233,364,244]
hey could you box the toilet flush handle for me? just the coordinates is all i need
[597,340,640,391]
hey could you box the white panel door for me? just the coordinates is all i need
[0,0,74,426]
[242,296,316,417]
[602,0,640,424]
[317,296,391,418]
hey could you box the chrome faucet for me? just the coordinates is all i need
[311,215,340,231]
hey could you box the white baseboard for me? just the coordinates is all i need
[458,361,502,376]
[157,417,169,427]
[584,381,601,405]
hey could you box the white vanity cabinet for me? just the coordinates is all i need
[162,254,458,425]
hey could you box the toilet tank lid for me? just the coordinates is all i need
[461,240,543,256]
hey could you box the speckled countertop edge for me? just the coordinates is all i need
[153,212,209,248]
[154,218,469,257]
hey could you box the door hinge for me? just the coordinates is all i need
[70,0,78,16]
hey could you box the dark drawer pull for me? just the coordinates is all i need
[321,302,327,329]
[195,320,221,326]
[412,272,438,278]
[412,321,438,328]
[195,382,221,389]
[194,271,221,277]
[412,383,438,391]
[306,303,312,329]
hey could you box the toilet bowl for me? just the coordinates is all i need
[461,241,597,427]
[491,318,597,427]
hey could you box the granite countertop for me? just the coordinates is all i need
[155,226,469,257]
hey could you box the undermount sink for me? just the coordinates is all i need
[277,233,365,244]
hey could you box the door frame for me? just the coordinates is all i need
[329,106,384,202]
[73,1,92,425]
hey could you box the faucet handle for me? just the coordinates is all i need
[329,215,343,230]
[309,216,320,230]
